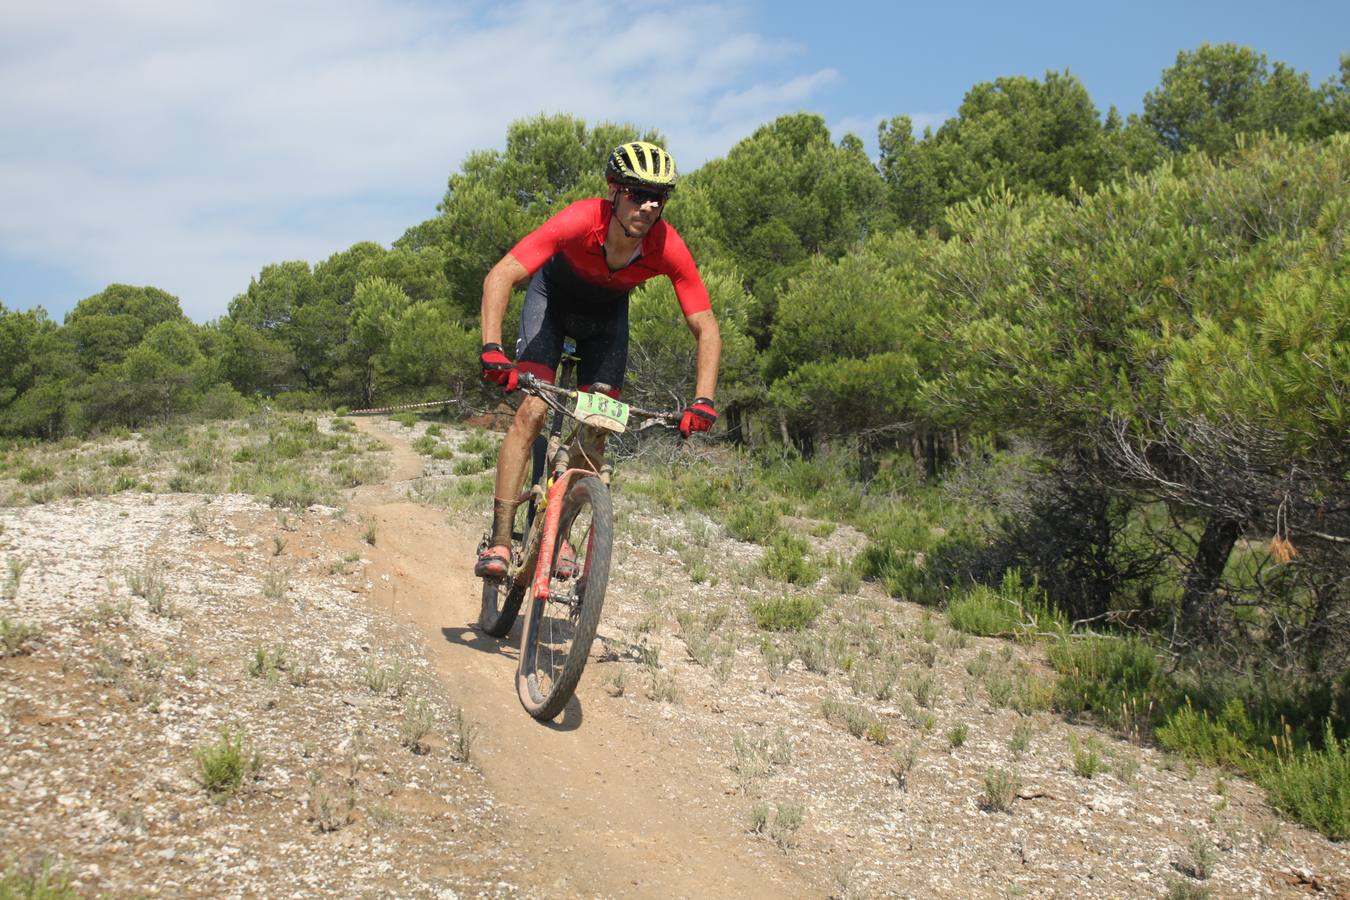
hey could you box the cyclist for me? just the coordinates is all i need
[475,141,722,578]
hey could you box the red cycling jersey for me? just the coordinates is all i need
[508,198,711,316]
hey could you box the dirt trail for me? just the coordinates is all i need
[347,418,817,898]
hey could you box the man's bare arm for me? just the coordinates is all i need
[480,254,531,346]
[684,309,722,401]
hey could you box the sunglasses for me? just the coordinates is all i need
[620,186,669,206]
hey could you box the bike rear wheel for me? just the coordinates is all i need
[478,437,549,637]
[516,474,612,720]
[479,575,526,638]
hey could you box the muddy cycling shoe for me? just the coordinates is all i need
[554,540,578,579]
[474,545,510,579]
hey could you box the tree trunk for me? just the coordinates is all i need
[858,434,878,484]
[724,404,747,447]
[791,426,815,460]
[1178,515,1242,641]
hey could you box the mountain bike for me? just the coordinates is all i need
[478,357,678,721]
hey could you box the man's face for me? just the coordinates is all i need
[611,184,668,237]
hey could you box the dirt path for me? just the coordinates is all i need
[347,418,818,898]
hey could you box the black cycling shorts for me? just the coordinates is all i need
[515,254,629,395]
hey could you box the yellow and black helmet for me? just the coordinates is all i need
[605,141,677,191]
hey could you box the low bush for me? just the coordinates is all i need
[1156,698,1254,768]
[193,726,259,796]
[0,618,41,656]
[750,595,823,632]
[727,501,779,543]
[0,858,76,898]
[980,768,1021,813]
[1258,721,1350,840]
[761,532,820,585]
[947,583,1020,636]
[1049,635,1168,729]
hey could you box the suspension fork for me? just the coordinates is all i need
[530,468,587,602]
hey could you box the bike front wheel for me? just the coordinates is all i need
[516,474,612,720]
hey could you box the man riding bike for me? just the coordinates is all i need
[474,141,722,578]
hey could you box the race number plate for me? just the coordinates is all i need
[574,391,630,433]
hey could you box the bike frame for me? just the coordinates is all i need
[507,359,672,599]
[505,346,588,597]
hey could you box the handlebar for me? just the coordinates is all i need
[517,372,681,432]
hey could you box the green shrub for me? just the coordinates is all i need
[947,583,1019,636]
[197,384,251,420]
[821,698,885,740]
[727,501,779,543]
[262,477,324,511]
[1258,721,1350,840]
[391,412,418,428]
[453,456,487,476]
[762,532,820,585]
[267,435,307,460]
[948,570,1065,638]
[460,430,494,454]
[105,448,136,467]
[857,539,928,600]
[672,464,734,512]
[193,726,259,796]
[750,595,824,631]
[1157,698,1254,767]
[1049,635,1168,728]
[1069,734,1104,778]
[980,768,1020,813]
[273,390,327,411]
[769,456,831,503]
[411,434,437,455]
[17,465,53,485]
[0,618,41,657]
[0,858,76,898]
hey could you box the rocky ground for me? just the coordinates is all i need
[1,414,1346,898]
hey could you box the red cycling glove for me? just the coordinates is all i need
[680,397,717,438]
[480,343,518,393]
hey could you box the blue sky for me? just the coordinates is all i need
[2,0,1345,323]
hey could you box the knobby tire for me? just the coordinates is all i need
[478,437,548,637]
[516,474,612,720]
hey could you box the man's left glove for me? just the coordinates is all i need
[480,343,518,393]
[679,397,717,438]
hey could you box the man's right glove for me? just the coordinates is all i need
[480,343,518,393]
[679,397,717,438]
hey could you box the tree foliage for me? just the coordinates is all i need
[921,135,1350,661]
[398,113,663,309]
[677,113,887,342]
[1143,43,1323,155]
[879,71,1164,234]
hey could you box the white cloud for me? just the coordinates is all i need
[0,0,836,319]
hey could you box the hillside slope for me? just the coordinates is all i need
[1,414,1346,898]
